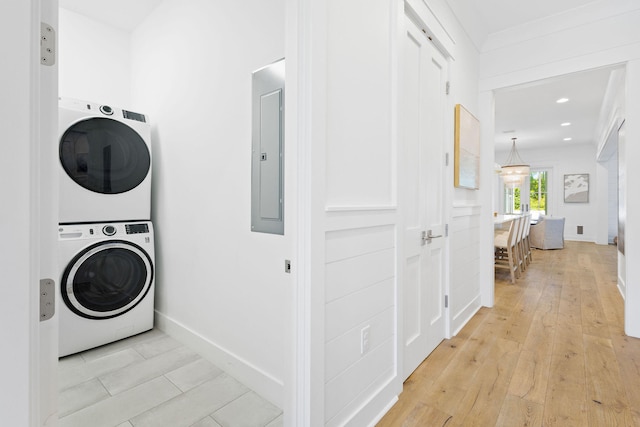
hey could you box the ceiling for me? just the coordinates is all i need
[58,0,603,48]
[59,0,163,31]
[494,66,618,152]
[444,0,602,47]
[59,0,613,153]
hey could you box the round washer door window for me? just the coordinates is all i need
[61,241,153,319]
[60,117,151,194]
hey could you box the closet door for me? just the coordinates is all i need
[401,14,448,380]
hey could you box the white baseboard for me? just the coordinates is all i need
[154,310,284,408]
[564,236,595,243]
[333,372,398,427]
[367,395,399,427]
[452,294,482,336]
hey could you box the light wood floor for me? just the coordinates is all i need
[378,241,640,426]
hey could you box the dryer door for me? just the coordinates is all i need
[59,117,151,194]
[61,240,153,319]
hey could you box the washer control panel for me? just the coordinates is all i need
[102,225,117,236]
[59,222,152,240]
[126,223,150,234]
[99,105,114,115]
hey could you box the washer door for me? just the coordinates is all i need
[61,240,153,319]
[60,117,151,194]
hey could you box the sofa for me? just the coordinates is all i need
[529,217,565,250]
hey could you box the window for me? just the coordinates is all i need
[529,169,548,220]
[502,169,550,216]
[504,187,521,214]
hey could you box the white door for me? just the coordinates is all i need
[401,15,448,380]
[41,0,60,424]
[0,0,58,424]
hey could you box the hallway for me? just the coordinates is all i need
[378,241,640,426]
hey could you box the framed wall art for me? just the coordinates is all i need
[454,104,480,189]
[564,173,589,203]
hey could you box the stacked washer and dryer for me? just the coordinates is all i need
[57,98,155,357]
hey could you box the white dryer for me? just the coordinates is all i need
[58,98,152,224]
[58,221,155,357]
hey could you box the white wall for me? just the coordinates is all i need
[479,0,640,91]
[595,68,625,246]
[325,0,392,207]
[478,0,640,336]
[319,1,398,423]
[130,0,288,407]
[59,8,131,107]
[623,61,640,337]
[495,144,598,241]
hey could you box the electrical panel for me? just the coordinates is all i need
[251,59,285,235]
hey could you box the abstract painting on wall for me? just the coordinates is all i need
[564,173,589,203]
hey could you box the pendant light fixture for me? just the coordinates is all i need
[500,137,529,187]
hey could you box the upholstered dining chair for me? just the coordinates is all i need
[530,217,565,250]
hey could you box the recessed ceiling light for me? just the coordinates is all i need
[561,122,571,126]
[563,137,572,141]
[556,98,570,103]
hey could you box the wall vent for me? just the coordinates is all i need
[577,225,584,235]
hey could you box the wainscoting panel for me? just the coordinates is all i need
[323,211,398,426]
[450,206,482,334]
[325,247,395,303]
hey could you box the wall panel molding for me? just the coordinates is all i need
[323,214,398,425]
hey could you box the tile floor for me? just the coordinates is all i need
[58,329,283,427]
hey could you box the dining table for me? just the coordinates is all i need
[494,214,521,225]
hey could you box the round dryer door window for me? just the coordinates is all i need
[61,241,154,319]
[60,117,151,194]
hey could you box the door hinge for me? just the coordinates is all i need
[40,278,55,321]
[445,295,449,308]
[40,22,56,66]
[445,81,450,95]
[445,223,449,237]
[445,152,449,166]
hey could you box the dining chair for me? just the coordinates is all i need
[518,213,531,271]
[495,216,520,284]
[514,214,527,273]
[522,214,533,265]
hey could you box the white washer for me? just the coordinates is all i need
[58,97,152,224]
[58,221,155,357]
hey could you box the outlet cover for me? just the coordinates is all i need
[361,325,371,355]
